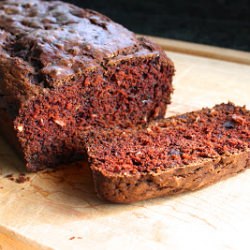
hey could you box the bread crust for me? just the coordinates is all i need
[91,150,250,203]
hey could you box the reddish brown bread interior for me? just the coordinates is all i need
[87,103,250,175]
[14,55,174,171]
[0,0,174,171]
[86,103,250,202]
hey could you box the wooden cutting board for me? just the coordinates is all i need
[0,38,250,250]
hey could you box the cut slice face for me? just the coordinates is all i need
[86,103,250,203]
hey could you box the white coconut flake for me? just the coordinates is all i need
[17,124,24,132]
[54,119,66,127]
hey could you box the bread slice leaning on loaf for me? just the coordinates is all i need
[86,103,250,203]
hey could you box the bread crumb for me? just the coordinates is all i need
[4,173,30,184]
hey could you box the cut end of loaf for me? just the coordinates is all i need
[14,55,174,171]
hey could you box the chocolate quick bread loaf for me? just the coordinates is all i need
[0,0,175,171]
[86,103,250,203]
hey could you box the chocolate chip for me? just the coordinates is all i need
[217,133,223,139]
[179,114,187,119]
[169,149,180,155]
[184,134,193,140]
[223,120,235,129]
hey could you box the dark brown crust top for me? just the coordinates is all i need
[0,0,170,101]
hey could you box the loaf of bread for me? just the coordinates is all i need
[0,0,175,171]
[86,103,250,203]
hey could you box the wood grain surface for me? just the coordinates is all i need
[140,34,250,65]
[0,48,250,250]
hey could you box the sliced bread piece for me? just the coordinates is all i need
[86,103,250,203]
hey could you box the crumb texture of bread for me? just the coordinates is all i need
[0,0,174,171]
[86,103,250,203]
